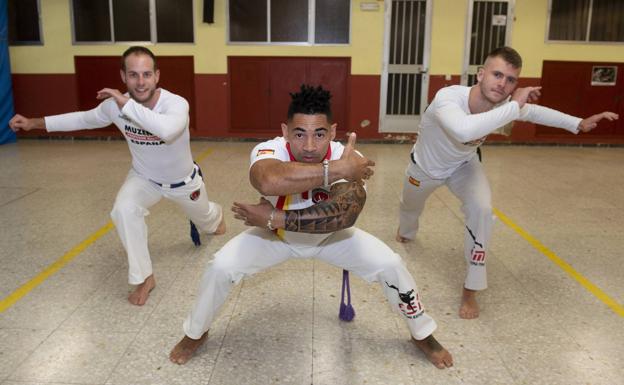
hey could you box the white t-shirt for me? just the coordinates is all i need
[45,89,193,183]
[412,85,582,179]
[250,136,346,246]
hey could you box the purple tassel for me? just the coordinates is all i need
[339,269,355,321]
[190,221,201,246]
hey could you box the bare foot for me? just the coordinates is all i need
[396,228,411,243]
[213,216,226,235]
[459,287,479,319]
[128,275,155,306]
[412,335,453,369]
[169,332,209,365]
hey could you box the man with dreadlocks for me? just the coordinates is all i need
[170,84,453,369]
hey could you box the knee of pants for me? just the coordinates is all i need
[110,201,148,224]
[373,252,405,274]
[466,200,492,220]
[209,253,243,284]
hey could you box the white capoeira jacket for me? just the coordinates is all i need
[412,85,582,179]
[45,89,193,184]
[250,136,347,246]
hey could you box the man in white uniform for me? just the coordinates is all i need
[396,46,618,319]
[170,85,454,369]
[9,46,225,306]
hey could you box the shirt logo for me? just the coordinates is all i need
[256,149,275,156]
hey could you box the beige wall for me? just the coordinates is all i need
[9,0,624,76]
[429,0,467,76]
[513,0,624,77]
[9,0,385,75]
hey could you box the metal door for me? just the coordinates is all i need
[462,0,515,86]
[379,0,432,133]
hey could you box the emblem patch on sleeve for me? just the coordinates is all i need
[408,176,421,187]
[256,149,275,156]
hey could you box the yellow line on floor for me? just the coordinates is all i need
[0,147,217,313]
[0,148,215,313]
[0,221,114,313]
[195,147,214,163]
[494,208,623,317]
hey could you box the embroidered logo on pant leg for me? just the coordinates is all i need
[466,225,486,266]
[386,282,424,319]
[190,189,201,201]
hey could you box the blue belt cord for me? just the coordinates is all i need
[190,162,203,246]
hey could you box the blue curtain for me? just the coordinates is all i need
[0,0,16,144]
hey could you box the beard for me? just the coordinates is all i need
[129,88,156,104]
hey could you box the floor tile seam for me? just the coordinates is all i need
[0,221,115,313]
[206,276,245,385]
[102,302,165,385]
[1,326,59,384]
[0,188,41,208]
[484,340,524,385]
[55,266,137,385]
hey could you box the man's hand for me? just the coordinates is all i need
[511,86,542,108]
[578,111,619,133]
[338,132,375,181]
[97,88,130,110]
[232,197,278,229]
[8,114,45,132]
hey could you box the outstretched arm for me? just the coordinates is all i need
[578,111,619,133]
[9,114,46,132]
[232,180,367,234]
[9,99,115,133]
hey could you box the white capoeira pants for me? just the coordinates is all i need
[110,167,223,285]
[183,227,437,341]
[398,156,492,291]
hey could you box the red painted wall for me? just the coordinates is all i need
[12,60,624,143]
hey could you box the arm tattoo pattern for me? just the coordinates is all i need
[284,181,366,233]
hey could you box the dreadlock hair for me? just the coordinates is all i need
[287,84,333,122]
[486,46,522,69]
[121,46,158,71]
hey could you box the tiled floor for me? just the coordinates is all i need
[0,140,622,385]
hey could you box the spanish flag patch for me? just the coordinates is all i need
[408,176,421,187]
[256,149,275,156]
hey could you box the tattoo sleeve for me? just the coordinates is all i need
[283,181,366,233]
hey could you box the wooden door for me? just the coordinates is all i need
[229,56,350,135]
[538,61,622,137]
[75,56,195,133]
[228,57,270,132]
[268,58,308,131]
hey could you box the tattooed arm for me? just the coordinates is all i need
[284,180,366,233]
[232,180,366,233]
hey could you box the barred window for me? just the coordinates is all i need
[71,0,194,43]
[8,0,42,45]
[548,0,624,42]
[228,0,350,44]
